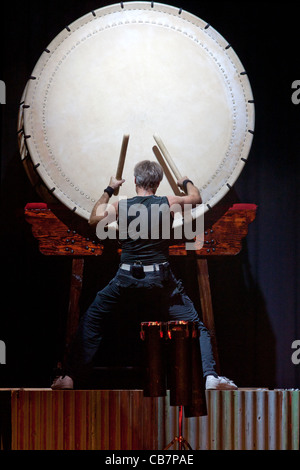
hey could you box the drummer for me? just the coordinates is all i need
[51,160,237,391]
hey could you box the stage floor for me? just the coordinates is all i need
[0,388,299,451]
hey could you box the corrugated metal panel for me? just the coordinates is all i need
[9,389,300,450]
[177,390,300,450]
[10,389,164,450]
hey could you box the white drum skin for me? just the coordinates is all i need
[19,2,255,220]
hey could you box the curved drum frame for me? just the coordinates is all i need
[19,2,255,221]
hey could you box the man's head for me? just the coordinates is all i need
[134,160,163,192]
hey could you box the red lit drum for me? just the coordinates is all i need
[167,321,205,412]
[140,322,167,397]
[167,321,197,340]
[19,2,254,220]
[140,321,166,342]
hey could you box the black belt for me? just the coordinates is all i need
[120,262,168,273]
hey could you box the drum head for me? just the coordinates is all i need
[21,2,254,220]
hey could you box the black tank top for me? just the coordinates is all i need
[118,195,173,265]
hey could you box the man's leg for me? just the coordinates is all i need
[167,278,217,378]
[52,276,122,388]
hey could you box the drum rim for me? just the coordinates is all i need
[141,321,166,327]
[167,321,195,326]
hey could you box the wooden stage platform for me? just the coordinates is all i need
[0,388,299,451]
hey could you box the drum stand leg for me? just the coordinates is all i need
[196,258,220,374]
[164,406,193,451]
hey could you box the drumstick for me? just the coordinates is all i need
[152,146,182,196]
[114,134,130,195]
[153,134,182,181]
[153,135,192,227]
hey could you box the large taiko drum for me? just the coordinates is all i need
[18,2,255,221]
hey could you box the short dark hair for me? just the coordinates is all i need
[134,160,163,190]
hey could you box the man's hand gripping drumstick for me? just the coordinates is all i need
[153,135,203,250]
[152,134,202,208]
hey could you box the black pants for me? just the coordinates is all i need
[66,265,217,381]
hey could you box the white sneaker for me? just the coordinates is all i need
[51,375,74,390]
[206,375,238,390]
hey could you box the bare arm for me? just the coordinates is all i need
[88,176,124,227]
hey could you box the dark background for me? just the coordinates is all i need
[0,1,299,389]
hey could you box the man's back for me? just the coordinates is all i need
[118,195,172,265]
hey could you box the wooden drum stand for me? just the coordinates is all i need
[24,201,257,373]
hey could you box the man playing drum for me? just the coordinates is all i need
[52,161,237,391]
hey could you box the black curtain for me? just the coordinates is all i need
[1,1,299,389]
